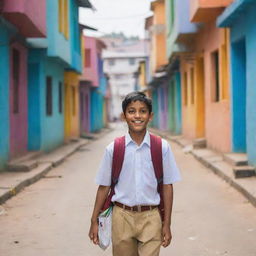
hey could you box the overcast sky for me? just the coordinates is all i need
[79,0,153,38]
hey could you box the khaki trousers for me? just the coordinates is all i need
[112,205,162,256]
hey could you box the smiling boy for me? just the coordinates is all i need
[89,91,181,256]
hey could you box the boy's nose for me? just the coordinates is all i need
[134,112,140,117]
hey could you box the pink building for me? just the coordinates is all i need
[3,0,46,37]
[2,0,46,159]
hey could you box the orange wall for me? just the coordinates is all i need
[181,21,231,152]
[152,0,167,72]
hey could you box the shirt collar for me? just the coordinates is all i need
[125,130,150,147]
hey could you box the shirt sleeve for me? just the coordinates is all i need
[162,139,181,184]
[95,142,113,186]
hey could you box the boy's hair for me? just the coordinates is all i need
[122,91,152,114]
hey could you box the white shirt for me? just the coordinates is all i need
[95,131,181,207]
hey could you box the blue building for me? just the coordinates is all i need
[27,0,93,152]
[218,0,256,166]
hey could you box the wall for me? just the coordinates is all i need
[9,42,28,158]
[228,4,256,165]
[28,49,65,152]
[181,21,231,152]
[0,22,11,169]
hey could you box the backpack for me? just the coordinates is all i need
[101,134,164,221]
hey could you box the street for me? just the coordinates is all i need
[0,123,255,256]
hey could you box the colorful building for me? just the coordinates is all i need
[27,0,86,151]
[218,0,256,166]
[0,0,46,169]
[80,36,107,133]
[148,0,169,131]
[179,0,233,152]
[165,0,199,135]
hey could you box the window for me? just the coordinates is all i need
[190,68,195,105]
[72,86,76,116]
[58,0,69,39]
[212,50,220,102]
[129,58,135,65]
[109,59,115,66]
[12,48,20,114]
[85,49,91,67]
[184,72,188,106]
[59,82,62,113]
[46,77,53,116]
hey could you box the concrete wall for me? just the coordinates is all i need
[0,21,12,169]
[226,4,256,165]
[181,21,231,152]
[9,42,28,159]
[81,36,99,87]
[28,49,65,152]
[79,84,90,134]
[166,0,198,58]
[151,0,167,71]
[64,72,80,140]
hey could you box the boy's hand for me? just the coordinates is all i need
[89,220,99,245]
[161,224,172,247]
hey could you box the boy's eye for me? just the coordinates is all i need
[128,110,135,114]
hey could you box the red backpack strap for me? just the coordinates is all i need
[111,136,126,185]
[150,134,164,221]
[101,136,125,211]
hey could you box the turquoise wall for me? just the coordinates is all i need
[0,21,12,169]
[174,72,182,134]
[219,2,256,166]
[90,88,103,132]
[70,0,82,72]
[28,49,65,152]
[28,0,82,72]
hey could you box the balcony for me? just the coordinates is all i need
[190,0,233,22]
[2,0,46,38]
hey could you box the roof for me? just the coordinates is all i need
[217,0,254,27]
[79,24,97,31]
[77,0,96,10]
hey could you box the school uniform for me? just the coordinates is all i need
[96,131,181,256]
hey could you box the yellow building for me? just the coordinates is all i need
[64,71,80,141]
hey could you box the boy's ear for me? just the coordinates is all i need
[149,112,154,122]
[121,112,126,121]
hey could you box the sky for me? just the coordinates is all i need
[79,0,153,38]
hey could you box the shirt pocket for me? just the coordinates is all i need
[142,158,157,188]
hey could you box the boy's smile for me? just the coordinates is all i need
[123,100,153,135]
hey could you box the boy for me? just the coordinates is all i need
[89,91,181,256]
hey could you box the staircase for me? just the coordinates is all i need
[223,153,256,178]
[6,151,42,172]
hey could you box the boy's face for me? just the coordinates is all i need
[123,100,153,134]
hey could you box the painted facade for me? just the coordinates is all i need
[0,19,14,169]
[27,0,84,146]
[9,43,28,158]
[2,0,46,37]
[80,36,107,133]
[150,0,167,73]
[175,0,232,152]
[147,0,169,131]
[0,0,46,169]
[218,0,256,166]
